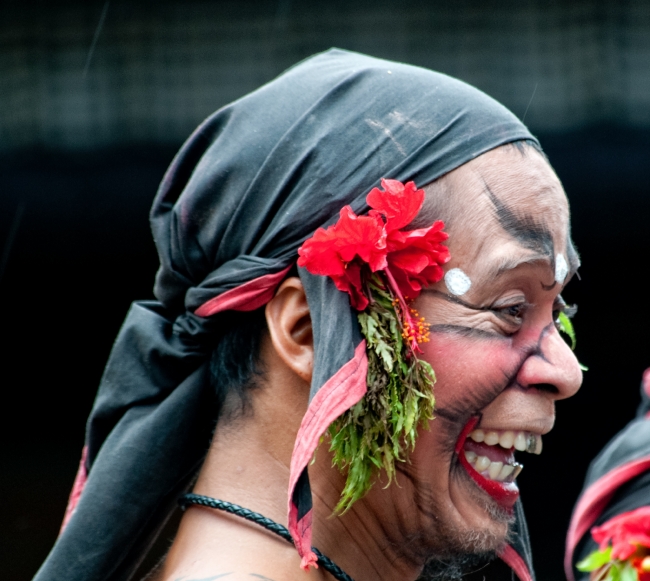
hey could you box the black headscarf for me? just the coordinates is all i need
[35,48,538,581]
[566,370,650,580]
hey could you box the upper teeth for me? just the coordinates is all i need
[468,429,542,454]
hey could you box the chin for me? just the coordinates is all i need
[394,462,514,569]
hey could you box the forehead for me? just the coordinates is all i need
[425,146,572,273]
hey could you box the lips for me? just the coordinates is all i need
[455,417,543,509]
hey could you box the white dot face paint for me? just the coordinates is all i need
[555,253,569,284]
[445,268,472,296]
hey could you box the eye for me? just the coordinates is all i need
[491,301,530,327]
[553,301,578,327]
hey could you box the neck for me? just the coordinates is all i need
[309,450,424,581]
[160,410,423,581]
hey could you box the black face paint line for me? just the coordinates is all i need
[482,180,562,290]
[483,182,555,259]
[429,324,509,341]
[427,289,491,312]
[431,320,557,450]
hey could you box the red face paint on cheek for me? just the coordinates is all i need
[418,333,517,408]
[419,331,524,511]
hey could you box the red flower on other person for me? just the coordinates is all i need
[592,507,650,561]
[298,178,450,312]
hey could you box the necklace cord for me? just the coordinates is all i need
[179,493,355,581]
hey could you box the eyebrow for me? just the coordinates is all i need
[484,182,555,258]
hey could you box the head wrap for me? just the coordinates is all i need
[566,369,650,581]
[35,48,538,581]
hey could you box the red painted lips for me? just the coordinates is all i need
[455,417,520,509]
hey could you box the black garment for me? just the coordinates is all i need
[35,49,537,581]
[566,370,650,580]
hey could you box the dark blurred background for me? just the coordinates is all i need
[1,1,649,580]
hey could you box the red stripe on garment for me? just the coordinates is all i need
[287,341,368,568]
[564,454,650,581]
[194,266,292,317]
[288,503,317,571]
[59,446,88,535]
[499,544,533,581]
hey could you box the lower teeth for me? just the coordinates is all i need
[463,450,523,481]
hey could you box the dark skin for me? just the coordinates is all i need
[154,146,582,581]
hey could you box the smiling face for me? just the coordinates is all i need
[377,144,583,566]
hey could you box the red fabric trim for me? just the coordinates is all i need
[288,504,318,570]
[194,266,292,317]
[59,446,88,535]
[564,455,650,581]
[499,544,533,581]
[287,340,368,566]
[643,367,650,398]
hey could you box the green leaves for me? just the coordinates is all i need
[558,309,588,372]
[576,547,638,581]
[328,273,436,513]
[558,311,576,350]
[577,547,612,572]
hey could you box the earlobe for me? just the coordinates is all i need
[265,277,314,383]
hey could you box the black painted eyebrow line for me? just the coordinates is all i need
[483,180,555,259]
[427,289,489,311]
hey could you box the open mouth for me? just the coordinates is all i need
[455,417,542,509]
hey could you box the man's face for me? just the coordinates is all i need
[386,145,582,563]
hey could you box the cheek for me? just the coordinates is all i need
[420,333,519,405]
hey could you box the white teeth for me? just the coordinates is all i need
[488,461,503,480]
[475,455,491,472]
[499,464,515,480]
[514,432,527,452]
[464,450,477,464]
[499,431,515,449]
[468,429,542,454]
[484,431,500,446]
[469,429,485,443]
[464,453,521,482]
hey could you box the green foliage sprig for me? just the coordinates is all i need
[327,272,436,514]
[558,309,588,371]
[578,547,639,581]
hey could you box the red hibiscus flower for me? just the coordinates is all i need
[367,179,424,232]
[386,221,450,299]
[592,507,650,561]
[367,178,450,298]
[297,206,387,310]
[298,178,449,313]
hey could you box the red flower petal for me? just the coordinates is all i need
[591,507,650,561]
[367,179,424,232]
[298,179,449,312]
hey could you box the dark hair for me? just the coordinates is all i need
[209,307,268,422]
[508,137,546,160]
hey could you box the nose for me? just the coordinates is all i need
[516,325,583,400]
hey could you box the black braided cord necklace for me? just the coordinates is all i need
[179,493,356,581]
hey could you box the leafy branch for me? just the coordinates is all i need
[328,272,436,513]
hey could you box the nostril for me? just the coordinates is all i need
[530,383,559,395]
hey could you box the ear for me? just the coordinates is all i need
[265,277,313,383]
